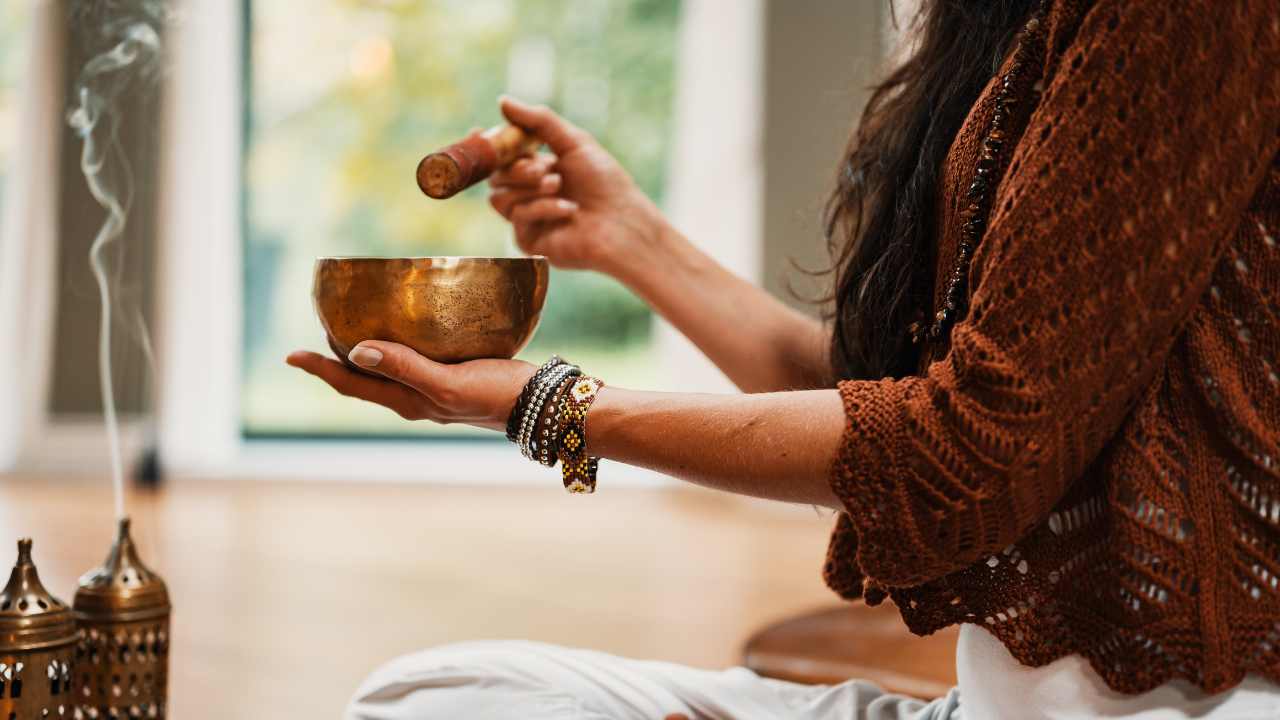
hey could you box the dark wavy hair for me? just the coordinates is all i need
[826,0,1037,380]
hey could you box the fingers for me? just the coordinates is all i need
[510,198,578,227]
[516,222,581,261]
[510,198,578,257]
[512,222,582,263]
[489,173,562,219]
[286,351,429,419]
[490,154,556,189]
[344,341,453,402]
[500,95,586,156]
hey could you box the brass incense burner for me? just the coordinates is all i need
[74,518,170,719]
[0,539,77,719]
[313,256,550,366]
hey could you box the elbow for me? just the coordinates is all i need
[831,361,1070,588]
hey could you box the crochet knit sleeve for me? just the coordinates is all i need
[831,0,1280,588]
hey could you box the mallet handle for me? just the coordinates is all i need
[416,124,542,199]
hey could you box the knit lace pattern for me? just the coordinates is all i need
[823,0,1280,695]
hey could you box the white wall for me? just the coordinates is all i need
[761,1,885,313]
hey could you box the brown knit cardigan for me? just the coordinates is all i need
[823,0,1280,695]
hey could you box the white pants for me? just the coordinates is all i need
[346,640,962,720]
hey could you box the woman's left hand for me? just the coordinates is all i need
[286,341,536,432]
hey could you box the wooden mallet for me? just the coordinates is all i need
[416,124,542,199]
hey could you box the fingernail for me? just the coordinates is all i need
[349,346,383,368]
[557,199,578,211]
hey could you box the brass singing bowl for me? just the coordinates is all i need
[313,256,549,366]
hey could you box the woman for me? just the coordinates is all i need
[290,0,1280,717]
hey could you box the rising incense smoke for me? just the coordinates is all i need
[66,1,165,521]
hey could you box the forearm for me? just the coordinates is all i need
[610,224,832,393]
[586,386,845,508]
[290,336,846,507]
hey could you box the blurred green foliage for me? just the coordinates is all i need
[243,0,679,434]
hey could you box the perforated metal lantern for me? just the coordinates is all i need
[74,519,169,719]
[0,538,78,719]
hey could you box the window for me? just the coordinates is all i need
[242,0,681,437]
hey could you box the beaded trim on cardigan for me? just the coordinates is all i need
[911,5,1049,346]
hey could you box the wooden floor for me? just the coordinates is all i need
[0,475,856,718]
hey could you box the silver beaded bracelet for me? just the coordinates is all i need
[512,358,563,448]
[515,369,555,457]
[519,364,576,459]
[518,363,579,460]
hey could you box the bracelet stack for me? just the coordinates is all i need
[517,361,580,461]
[506,356,605,494]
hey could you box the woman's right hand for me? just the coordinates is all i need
[489,96,670,283]
[492,98,832,393]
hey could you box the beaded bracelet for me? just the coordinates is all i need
[518,363,580,460]
[554,376,605,494]
[512,360,575,455]
[517,363,570,458]
[533,375,576,467]
[506,356,565,443]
